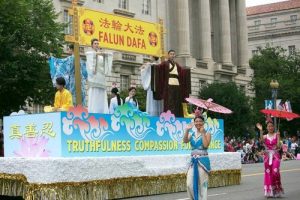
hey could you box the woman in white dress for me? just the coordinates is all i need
[86,38,112,114]
[125,87,139,110]
[109,87,123,114]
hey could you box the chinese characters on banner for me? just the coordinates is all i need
[4,106,225,157]
[4,112,61,157]
[9,122,56,139]
[79,8,162,56]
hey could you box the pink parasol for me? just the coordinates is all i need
[185,97,233,114]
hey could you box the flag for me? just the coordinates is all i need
[284,100,293,121]
[265,100,274,109]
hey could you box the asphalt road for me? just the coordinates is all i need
[123,160,300,200]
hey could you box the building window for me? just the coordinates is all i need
[270,18,277,27]
[254,20,261,29]
[63,10,73,35]
[199,79,207,89]
[142,0,151,15]
[288,45,296,56]
[122,53,136,61]
[93,0,103,3]
[119,0,129,10]
[143,55,151,63]
[252,49,259,56]
[290,15,297,23]
[120,75,130,91]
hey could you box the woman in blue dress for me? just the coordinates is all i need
[183,115,211,200]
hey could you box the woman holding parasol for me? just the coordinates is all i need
[256,121,284,198]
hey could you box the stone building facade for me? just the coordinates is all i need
[53,0,252,99]
[247,0,300,58]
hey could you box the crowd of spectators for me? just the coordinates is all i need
[224,133,299,164]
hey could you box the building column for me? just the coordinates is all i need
[230,0,238,66]
[199,0,212,62]
[236,0,249,67]
[172,0,196,68]
[219,0,232,65]
[175,0,190,56]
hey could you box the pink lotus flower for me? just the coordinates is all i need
[14,136,50,157]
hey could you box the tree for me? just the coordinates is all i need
[0,0,65,117]
[199,82,253,138]
[249,46,300,135]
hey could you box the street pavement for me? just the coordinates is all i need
[123,160,300,200]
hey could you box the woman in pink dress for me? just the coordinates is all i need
[256,122,284,198]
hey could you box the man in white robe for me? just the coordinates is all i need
[85,38,113,113]
[140,56,163,116]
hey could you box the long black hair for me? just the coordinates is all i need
[194,115,204,122]
[128,87,138,105]
[111,87,122,106]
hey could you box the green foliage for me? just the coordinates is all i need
[0,0,65,117]
[119,87,147,112]
[249,46,300,135]
[199,82,253,137]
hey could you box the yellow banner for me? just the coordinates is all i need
[78,8,162,56]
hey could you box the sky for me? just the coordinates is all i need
[246,0,289,7]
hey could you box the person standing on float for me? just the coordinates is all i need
[154,50,191,117]
[85,38,112,113]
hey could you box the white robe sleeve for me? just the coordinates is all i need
[140,63,151,90]
[85,51,96,79]
[109,97,117,114]
[85,51,113,88]
[103,52,113,76]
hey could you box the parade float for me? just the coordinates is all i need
[0,103,241,199]
[0,1,241,199]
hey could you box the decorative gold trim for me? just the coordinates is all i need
[0,173,28,182]
[0,170,241,199]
